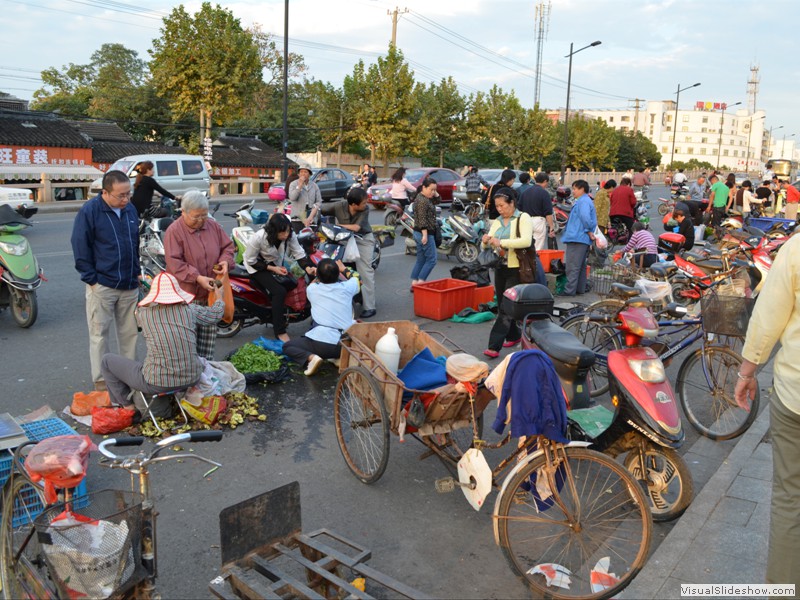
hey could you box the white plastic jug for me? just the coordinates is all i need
[375,327,402,374]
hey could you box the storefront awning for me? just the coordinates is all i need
[0,164,103,182]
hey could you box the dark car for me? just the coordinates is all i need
[367,167,461,205]
[272,168,355,202]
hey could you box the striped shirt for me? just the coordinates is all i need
[623,230,658,255]
[137,300,224,388]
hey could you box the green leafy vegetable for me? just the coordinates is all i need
[229,344,284,373]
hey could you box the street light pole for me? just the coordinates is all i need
[281,0,289,182]
[745,115,765,175]
[560,40,601,185]
[668,82,701,169]
[782,133,795,158]
[716,101,742,170]
[767,125,783,162]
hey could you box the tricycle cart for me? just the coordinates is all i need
[334,321,654,600]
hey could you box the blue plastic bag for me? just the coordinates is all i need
[252,336,285,355]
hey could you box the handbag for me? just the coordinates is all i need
[478,248,501,268]
[514,218,537,284]
[273,273,298,290]
[434,219,443,248]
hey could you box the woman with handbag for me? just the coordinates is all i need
[410,177,439,290]
[243,213,316,342]
[481,192,534,358]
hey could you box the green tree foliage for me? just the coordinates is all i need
[416,78,467,167]
[561,117,620,171]
[32,62,94,116]
[150,3,261,129]
[616,131,662,171]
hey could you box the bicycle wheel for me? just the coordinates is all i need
[439,414,485,462]
[0,474,50,600]
[496,447,651,599]
[657,203,670,216]
[676,345,759,440]
[334,367,390,484]
[562,316,621,397]
[624,443,694,522]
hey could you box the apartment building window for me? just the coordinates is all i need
[675,147,681,154]
[685,136,692,142]
[662,146,668,153]
[701,137,708,143]
[700,148,707,154]
[682,115,690,122]
[687,147,694,155]
[609,116,614,122]
[723,150,729,156]
[701,127,707,133]
[621,115,630,121]
[733,150,738,157]
[650,126,654,135]
[712,148,718,155]
[666,114,673,122]
[666,126,672,132]
[650,114,655,123]
[702,116,708,123]
[682,126,689,132]
[621,126,629,132]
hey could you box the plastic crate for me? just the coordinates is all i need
[0,418,90,528]
[748,216,795,232]
[538,249,565,273]
[472,285,495,309]
[413,278,477,321]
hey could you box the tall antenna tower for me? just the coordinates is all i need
[747,64,760,114]
[533,1,551,107]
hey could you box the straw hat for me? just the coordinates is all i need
[139,272,195,306]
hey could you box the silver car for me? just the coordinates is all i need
[452,168,525,202]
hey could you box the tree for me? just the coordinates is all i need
[31,62,93,116]
[616,130,661,171]
[150,2,262,136]
[562,117,620,171]
[416,78,467,167]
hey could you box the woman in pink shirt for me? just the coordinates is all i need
[389,167,417,208]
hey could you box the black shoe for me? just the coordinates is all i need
[360,309,377,319]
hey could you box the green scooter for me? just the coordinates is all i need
[0,205,43,327]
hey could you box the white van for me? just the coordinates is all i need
[90,154,211,198]
[0,187,37,218]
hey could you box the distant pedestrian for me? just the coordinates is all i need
[687,176,707,225]
[672,169,688,186]
[389,167,417,208]
[782,179,800,221]
[705,174,730,227]
[609,176,637,234]
[410,177,438,288]
[593,179,616,233]
[485,169,517,220]
[631,167,650,199]
[287,166,321,229]
[560,180,597,297]
[464,167,490,203]
[131,161,176,218]
[360,163,377,187]
[517,172,555,251]
[70,170,140,391]
[516,172,533,197]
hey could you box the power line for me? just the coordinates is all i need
[6,0,157,30]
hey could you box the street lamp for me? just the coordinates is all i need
[767,125,784,161]
[745,115,765,174]
[560,40,601,184]
[782,133,796,158]
[716,101,742,170]
[668,82,701,169]
[281,0,289,182]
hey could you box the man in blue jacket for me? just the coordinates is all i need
[560,179,597,296]
[71,170,140,391]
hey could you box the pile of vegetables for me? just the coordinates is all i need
[229,344,283,373]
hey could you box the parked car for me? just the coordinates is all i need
[452,169,525,203]
[367,167,461,206]
[270,168,354,202]
[733,172,750,187]
[0,187,37,218]
[90,154,211,198]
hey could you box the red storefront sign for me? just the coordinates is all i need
[0,145,92,166]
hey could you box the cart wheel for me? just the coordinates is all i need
[334,367,390,484]
[434,414,485,476]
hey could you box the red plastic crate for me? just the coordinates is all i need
[539,249,565,273]
[414,278,477,321]
[472,286,495,309]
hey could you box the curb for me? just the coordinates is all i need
[622,400,771,598]
[32,194,275,215]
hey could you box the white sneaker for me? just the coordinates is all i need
[304,354,324,376]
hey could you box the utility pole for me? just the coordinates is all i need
[387,7,409,47]
[281,0,289,182]
[631,98,644,135]
[532,1,551,107]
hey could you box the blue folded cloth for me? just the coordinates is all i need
[398,348,448,399]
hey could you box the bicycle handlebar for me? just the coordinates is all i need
[99,431,223,461]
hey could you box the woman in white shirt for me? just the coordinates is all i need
[389,167,417,208]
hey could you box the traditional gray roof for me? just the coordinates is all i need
[91,141,186,164]
[0,110,91,148]
[210,135,295,169]
[66,120,133,142]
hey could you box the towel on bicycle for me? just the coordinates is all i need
[486,350,568,442]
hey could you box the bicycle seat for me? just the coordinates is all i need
[649,263,677,278]
[528,320,595,368]
[610,283,640,298]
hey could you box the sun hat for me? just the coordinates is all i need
[298,165,313,175]
[139,272,195,306]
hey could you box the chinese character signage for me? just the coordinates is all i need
[203,137,213,161]
[0,145,91,166]
[695,101,728,111]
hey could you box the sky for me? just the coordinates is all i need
[2,0,799,150]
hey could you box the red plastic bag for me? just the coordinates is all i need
[71,390,111,416]
[25,435,92,503]
[91,406,136,435]
[285,277,307,311]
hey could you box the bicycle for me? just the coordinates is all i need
[561,281,759,441]
[0,430,222,599]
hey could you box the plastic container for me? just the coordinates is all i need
[472,286,495,309]
[538,249,565,273]
[374,327,402,374]
[413,278,477,321]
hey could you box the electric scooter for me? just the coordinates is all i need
[0,205,43,328]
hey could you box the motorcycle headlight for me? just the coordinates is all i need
[628,358,666,383]
[335,231,351,242]
[320,225,336,239]
[0,238,28,256]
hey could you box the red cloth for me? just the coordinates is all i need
[609,186,637,218]
[786,185,800,204]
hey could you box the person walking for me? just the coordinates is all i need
[560,180,597,297]
[516,172,533,197]
[464,167,490,203]
[410,177,438,288]
[481,192,533,358]
[485,169,517,220]
[287,166,321,229]
[71,169,140,391]
[705,174,730,228]
[163,190,235,359]
[609,176,637,234]
[631,167,650,199]
[517,172,556,251]
[243,213,316,342]
[320,187,377,319]
[593,179,615,234]
[283,258,359,376]
[130,161,176,217]
[389,167,417,208]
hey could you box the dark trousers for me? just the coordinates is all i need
[711,206,726,227]
[611,215,635,234]
[284,336,341,366]
[564,242,590,296]
[250,269,288,335]
[488,266,521,351]
[686,200,703,226]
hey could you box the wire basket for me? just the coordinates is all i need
[588,264,638,296]
[35,490,144,599]
[701,294,756,337]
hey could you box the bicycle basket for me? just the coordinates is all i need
[700,294,756,337]
[35,490,144,599]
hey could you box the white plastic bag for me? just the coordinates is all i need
[634,278,671,301]
[185,359,246,406]
[594,226,608,250]
[343,236,360,262]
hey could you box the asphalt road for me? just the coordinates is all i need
[0,185,748,599]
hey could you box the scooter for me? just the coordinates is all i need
[224,199,271,264]
[507,283,693,521]
[0,205,43,328]
[318,220,392,271]
[404,212,482,264]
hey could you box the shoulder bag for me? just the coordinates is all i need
[514,217,537,284]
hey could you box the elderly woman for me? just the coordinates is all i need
[481,192,534,358]
[243,213,316,342]
[593,179,615,233]
[163,189,235,359]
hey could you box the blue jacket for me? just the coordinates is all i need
[492,350,568,442]
[561,194,597,246]
[71,193,139,289]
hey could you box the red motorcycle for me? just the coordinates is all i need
[506,283,693,521]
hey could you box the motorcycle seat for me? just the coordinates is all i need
[528,320,595,368]
[684,251,708,261]
[690,258,725,271]
[610,283,640,298]
[649,263,677,278]
[229,265,253,278]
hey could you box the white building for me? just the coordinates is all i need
[582,101,767,172]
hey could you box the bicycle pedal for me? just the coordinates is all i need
[435,477,456,493]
